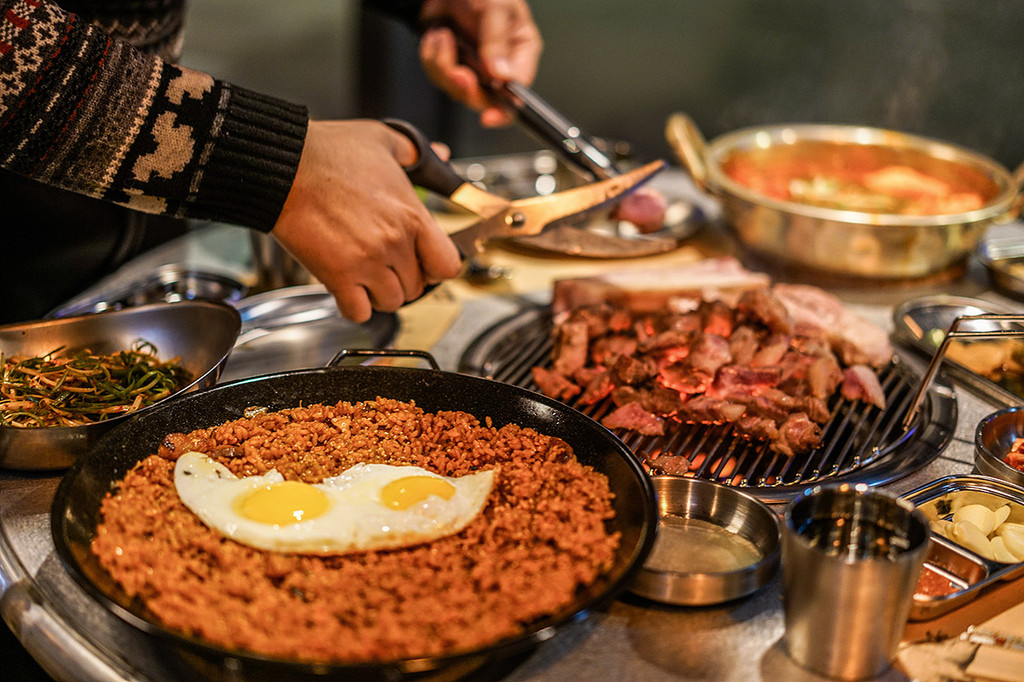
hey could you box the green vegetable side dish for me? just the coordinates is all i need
[0,339,193,427]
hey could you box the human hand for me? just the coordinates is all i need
[417,0,542,127]
[270,119,462,323]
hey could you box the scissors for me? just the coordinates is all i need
[384,119,665,257]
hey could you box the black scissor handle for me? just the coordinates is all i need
[383,118,465,198]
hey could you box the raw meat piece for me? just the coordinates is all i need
[841,365,887,409]
[773,283,893,367]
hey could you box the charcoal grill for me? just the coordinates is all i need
[459,305,956,503]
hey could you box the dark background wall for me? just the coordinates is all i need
[359,0,1024,171]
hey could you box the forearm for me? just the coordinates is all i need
[0,0,307,231]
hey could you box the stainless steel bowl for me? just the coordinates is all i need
[978,227,1024,301]
[667,113,1024,278]
[975,406,1024,488]
[0,301,241,470]
[629,476,780,605]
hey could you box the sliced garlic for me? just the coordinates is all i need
[950,521,996,560]
[997,525,1024,560]
[952,504,998,536]
[991,536,1020,564]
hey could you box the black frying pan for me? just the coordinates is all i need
[51,352,657,681]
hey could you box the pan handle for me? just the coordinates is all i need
[329,348,441,371]
[665,113,711,192]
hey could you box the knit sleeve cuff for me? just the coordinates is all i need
[189,85,309,232]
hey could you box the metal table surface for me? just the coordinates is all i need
[2,223,1023,682]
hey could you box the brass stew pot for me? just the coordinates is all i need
[667,113,1024,278]
[51,351,657,682]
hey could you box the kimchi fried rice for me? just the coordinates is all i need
[90,397,620,663]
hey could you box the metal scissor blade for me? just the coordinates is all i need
[449,159,665,255]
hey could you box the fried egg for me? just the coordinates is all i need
[173,451,495,555]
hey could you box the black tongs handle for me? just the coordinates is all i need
[383,118,465,198]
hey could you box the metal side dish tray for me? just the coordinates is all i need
[903,474,1024,621]
[893,295,1024,408]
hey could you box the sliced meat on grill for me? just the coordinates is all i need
[841,364,887,409]
[689,333,733,375]
[590,334,638,365]
[678,395,747,423]
[773,283,893,368]
[806,353,844,400]
[751,334,791,366]
[773,413,823,457]
[737,287,794,335]
[578,368,614,406]
[642,385,687,414]
[728,325,763,366]
[660,360,711,396]
[707,365,782,400]
[612,354,657,385]
[702,299,735,337]
[531,366,580,401]
[601,402,666,435]
[646,453,691,475]
[551,319,591,377]
[736,415,780,446]
[640,328,695,354]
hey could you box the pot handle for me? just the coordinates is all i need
[1009,159,1024,221]
[665,113,711,192]
[328,348,441,371]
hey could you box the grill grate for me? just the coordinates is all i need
[460,306,956,503]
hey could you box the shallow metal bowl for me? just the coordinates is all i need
[667,113,1023,278]
[975,406,1024,488]
[0,301,241,470]
[978,227,1024,301]
[629,476,780,605]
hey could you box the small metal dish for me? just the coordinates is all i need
[903,474,1024,621]
[50,265,247,318]
[221,284,398,382]
[978,226,1024,301]
[0,301,240,470]
[975,406,1024,488]
[629,476,780,606]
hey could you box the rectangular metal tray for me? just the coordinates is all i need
[904,474,1024,621]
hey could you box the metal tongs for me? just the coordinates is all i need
[435,21,622,182]
[903,314,1024,431]
[384,119,663,256]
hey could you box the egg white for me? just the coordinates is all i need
[173,451,495,555]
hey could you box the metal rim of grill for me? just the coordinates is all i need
[459,305,957,503]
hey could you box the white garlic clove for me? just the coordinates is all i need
[997,525,1024,560]
[952,504,998,536]
[994,504,1012,528]
[991,536,1020,564]
[950,521,996,560]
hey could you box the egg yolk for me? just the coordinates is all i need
[235,481,330,525]
[380,475,455,510]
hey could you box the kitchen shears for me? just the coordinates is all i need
[384,119,665,257]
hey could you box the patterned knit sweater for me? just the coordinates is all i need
[0,0,421,232]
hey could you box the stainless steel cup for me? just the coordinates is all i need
[781,483,930,680]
